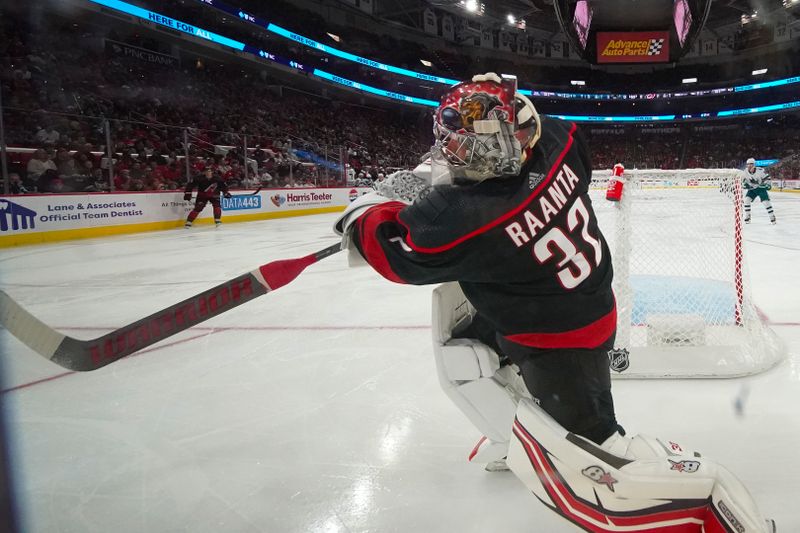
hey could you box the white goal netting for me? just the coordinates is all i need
[589,168,784,378]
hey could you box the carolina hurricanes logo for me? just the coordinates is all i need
[669,459,701,473]
[348,188,359,202]
[581,465,618,492]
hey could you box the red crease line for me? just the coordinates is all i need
[50,325,433,332]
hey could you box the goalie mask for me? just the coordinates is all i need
[431,73,541,185]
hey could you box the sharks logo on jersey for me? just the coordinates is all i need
[741,167,770,190]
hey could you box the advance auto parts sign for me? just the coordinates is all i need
[597,31,669,63]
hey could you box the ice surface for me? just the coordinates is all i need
[1,192,799,532]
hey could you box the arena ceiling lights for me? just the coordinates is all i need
[461,0,486,15]
[86,0,800,123]
[197,0,800,103]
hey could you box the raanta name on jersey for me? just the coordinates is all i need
[503,162,583,247]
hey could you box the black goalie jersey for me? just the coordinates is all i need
[350,118,615,350]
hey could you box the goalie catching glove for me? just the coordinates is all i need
[375,169,432,203]
[333,168,431,266]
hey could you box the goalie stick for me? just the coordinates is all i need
[0,242,342,372]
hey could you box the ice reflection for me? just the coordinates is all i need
[379,415,413,463]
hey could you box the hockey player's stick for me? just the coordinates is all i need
[250,186,262,195]
[0,242,342,371]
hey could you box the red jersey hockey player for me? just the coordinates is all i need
[334,73,774,532]
[184,168,232,228]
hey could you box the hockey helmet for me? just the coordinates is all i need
[431,73,541,184]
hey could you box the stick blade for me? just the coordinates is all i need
[0,290,66,361]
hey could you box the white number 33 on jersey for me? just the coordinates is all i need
[533,198,603,289]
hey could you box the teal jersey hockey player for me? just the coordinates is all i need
[741,157,776,224]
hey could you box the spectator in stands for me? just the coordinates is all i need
[55,148,77,176]
[4,2,796,191]
[129,161,145,180]
[37,169,63,193]
[9,173,29,195]
[114,169,131,191]
[129,178,146,191]
[85,169,110,192]
[34,126,60,146]
[113,151,132,174]
[161,160,182,185]
[240,171,259,189]
[76,156,95,177]
[258,168,274,185]
[26,149,57,180]
[73,143,96,164]
[276,158,290,181]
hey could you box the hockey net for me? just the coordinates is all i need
[589,168,784,378]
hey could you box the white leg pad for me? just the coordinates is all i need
[709,468,772,533]
[438,377,517,451]
[508,398,771,532]
[432,283,527,462]
[438,339,499,380]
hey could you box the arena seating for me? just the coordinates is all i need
[1,4,798,195]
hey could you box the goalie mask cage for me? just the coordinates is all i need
[590,168,784,378]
